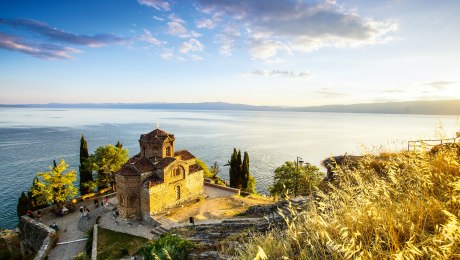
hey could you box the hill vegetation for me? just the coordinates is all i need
[228,145,460,259]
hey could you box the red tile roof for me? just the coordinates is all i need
[155,157,176,169]
[189,164,203,174]
[140,128,174,143]
[142,174,163,186]
[174,150,196,161]
[118,165,140,176]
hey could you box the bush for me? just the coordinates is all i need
[142,233,194,260]
[73,252,89,260]
[228,147,460,259]
[120,247,129,256]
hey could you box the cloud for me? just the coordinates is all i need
[0,32,80,59]
[197,0,396,59]
[215,24,241,56]
[422,80,457,90]
[190,54,203,61]
[153,16,164,21]
[317,87,350,98]
[196,19,216,29]
[160,48,174,59]
[138,29,163,46]
[179,38,204,53]
[251,69,312,78]
[0,18,125,47]
[137,0,170,11]
[167,14,202,38]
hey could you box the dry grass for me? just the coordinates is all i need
[163,195,273,223]
[228,146,460,259]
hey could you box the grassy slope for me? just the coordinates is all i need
[228,147,460,259]
[97,228,148,260]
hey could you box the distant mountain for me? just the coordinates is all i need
[1,100,459,115]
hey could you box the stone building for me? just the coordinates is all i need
[115,128,204,221]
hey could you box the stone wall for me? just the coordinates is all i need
[18,216,56,259]
[145,170,204,217]
[115,174,142,220]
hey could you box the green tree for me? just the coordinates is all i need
[87,144,129,190]
[30,160,78,205]
[210,161,220,178]
[79,135,93,194]
[195,159,212,178]
[28,177,44,210]
[17,192,30,217]
[242,151,256,193]
[228,148,239,188]
[269,161,324,198]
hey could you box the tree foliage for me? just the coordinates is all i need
[229,149,256,193]
[210,161,221,178]
[30,159,78,205]
[195,159,212,178]
[17,192,29,217]
[142,233,194,260]
[269,161,324,198]
[86,144,128,190]
[79,135,93,195]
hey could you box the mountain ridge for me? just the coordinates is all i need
[0,100,459,115]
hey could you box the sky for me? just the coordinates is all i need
[0,0,459,106]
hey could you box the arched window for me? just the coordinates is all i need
[120,195,125,206]
[166,146,171,157]
[175,185,181,200]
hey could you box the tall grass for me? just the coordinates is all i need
[228,146,460,259]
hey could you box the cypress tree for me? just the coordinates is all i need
[229,148,238,188]
[242,152,250,190]
[17,192,30,217]
[115,141,122,148]
[79,135,93,194]
[236,150,243,188]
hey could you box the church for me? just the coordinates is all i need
[115,128,204,221]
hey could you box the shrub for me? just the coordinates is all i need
[228,147,460,259]
[142,233,194,260]
[73,252,89,260]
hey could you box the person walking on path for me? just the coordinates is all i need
[79,206,84,218]
[85,208,91,221]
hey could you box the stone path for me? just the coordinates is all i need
[39,198,116,260]
[77,205,114,232]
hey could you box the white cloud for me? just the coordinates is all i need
[196,19,216,29]
[160,48,174,59]
[137,0,170,11]
[422,80,457,90]
[251,69,312,78]
[167,14,202,38]
[138,29,163,46]
[197,0,397,59]
[215,24,241,56]
[153,16,164,21]
[190,54,203,61]
[179,38,204,53]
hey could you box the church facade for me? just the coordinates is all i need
[115,128,204,221]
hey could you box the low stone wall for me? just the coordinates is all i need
[18,216,56,260]
[91,224,98,260]
[204,182,240,195]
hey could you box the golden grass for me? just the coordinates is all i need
[227,146,460,259]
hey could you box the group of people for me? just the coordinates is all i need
[79,206,91,220]
[26,210,42,220]
[79,196,110,221]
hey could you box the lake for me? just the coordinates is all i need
[0,108,458,229]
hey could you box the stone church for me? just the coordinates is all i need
[115,128,204,221]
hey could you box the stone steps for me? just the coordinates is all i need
[150,226,168,236]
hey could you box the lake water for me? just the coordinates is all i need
[0,108,458,229]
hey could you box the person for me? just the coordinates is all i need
[35,211,42,221]
[50,222,59,231]
[94,199,99,208]
[85,208,91,221]
[26,210,33,218]
[79,206,84,218]
[103,196,109,207]
[62,205,68,215]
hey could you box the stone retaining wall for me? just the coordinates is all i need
[18,216,56,260]
[203,182,240,195]
[91,224,98,260]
